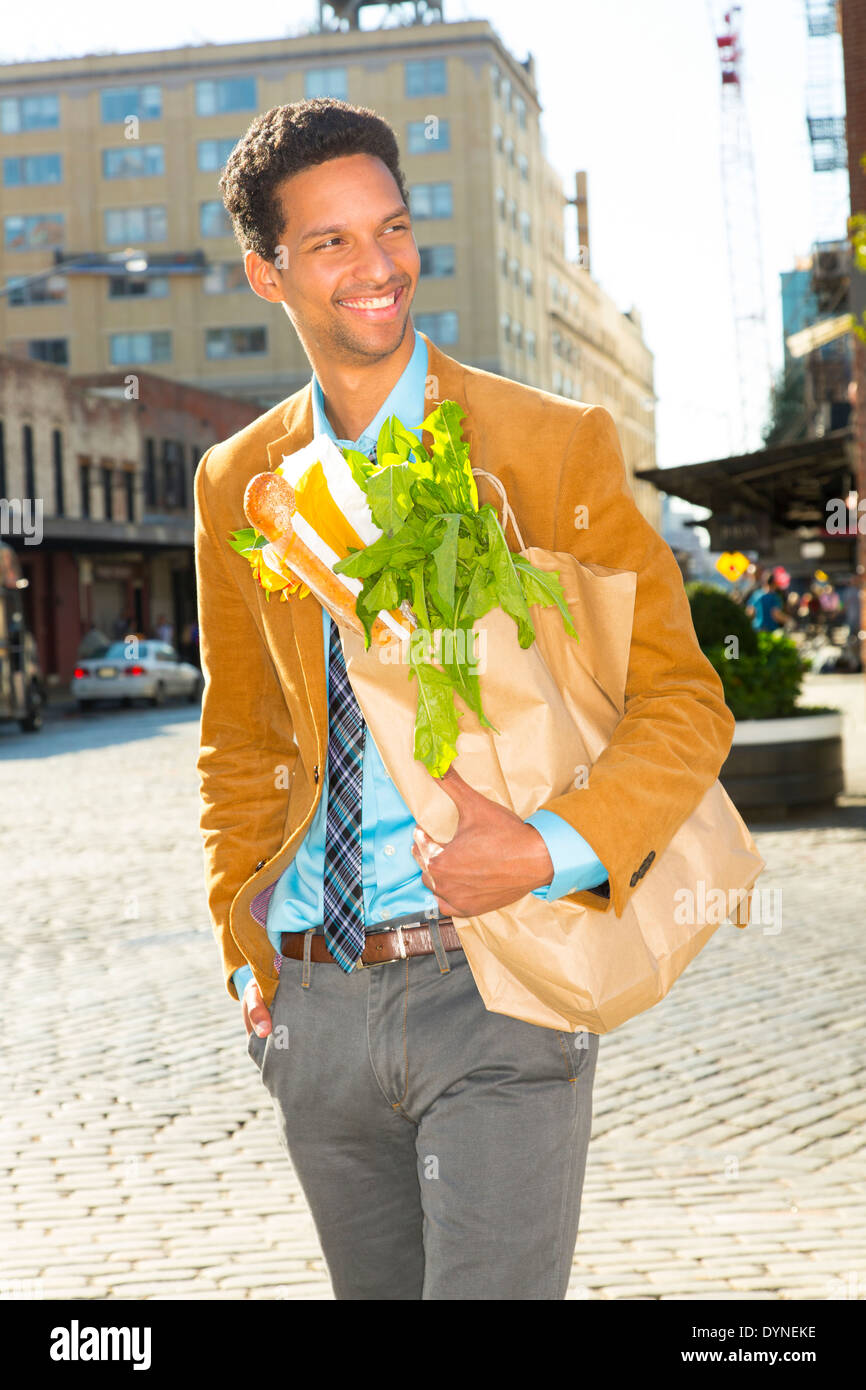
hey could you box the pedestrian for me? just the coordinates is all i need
[748,574,788,633]
[193,100,735,1301]
[154,613,173,645]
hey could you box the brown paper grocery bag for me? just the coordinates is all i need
[337,543,764,1035]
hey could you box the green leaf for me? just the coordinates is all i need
[431,513,461,615]
[512,556,579,642]
[343,448,377,490]
[478,506,535,647]
[408,639,461,778]
[228,527,268,554]
[363,568,402,614]
[366,461,414,535]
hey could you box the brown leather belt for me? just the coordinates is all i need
[281,917,461,968]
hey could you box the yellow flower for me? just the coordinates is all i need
[247,546,310,603]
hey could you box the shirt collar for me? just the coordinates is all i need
[310,327,428,456]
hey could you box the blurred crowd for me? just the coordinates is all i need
[732,563,862,672]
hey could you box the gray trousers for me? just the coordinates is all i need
[247,937,599,1300]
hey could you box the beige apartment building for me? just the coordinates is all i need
[0,16,658,526]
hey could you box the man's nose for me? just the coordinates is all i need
[350,237,397,286]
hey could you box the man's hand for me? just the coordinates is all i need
[410,765,554,917]
[242,978,273,1039]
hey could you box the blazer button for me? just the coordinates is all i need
[630,871,639,888]
[313,764,319,783]
[254,859,266,872]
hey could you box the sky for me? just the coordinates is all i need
[0,0,853,471]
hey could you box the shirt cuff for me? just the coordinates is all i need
[233,965,254,999]
[525,809,609,901]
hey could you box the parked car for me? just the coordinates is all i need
[0,542,45,733]
[73,639,203,709]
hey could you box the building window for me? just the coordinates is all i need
[4,214,64,251]
[80,462,92,518]
[513,322,523,351]
[161,441,186,509]
[124,471,135,522]
[205,326,267,358]
[197,138,237,172]
[1,95,59,132]
[22,425,35,499]
[504,137,514,166]
[144,438,157,507]
[524,268,534,296]
[7,275,66,305]
[491,65,501,99]
[499,248,508,277]
[515,95,527,129]
[405,59,447,97]
[501,312,511,344]
[414,312,458,345]
[28,339,68,365]
[508,198,517,230]
[102,145,164,178]
[518,153,528,181]
[109,332,171,365]
[526,330,536,359]
[203,262,248,294]
[501,77,512,112]
[519,210,532,244]
[496,187,505,220]
[51,429,64,517]
[493,123,503,152]
[409,182,452,219]
[200,200,232,238]
[101,85,161,123]
[407,119,450,153]
[304,67,347,100]
[101,466,114,521]
[3,153,62,186]
[418,244,455,277]
[108,274,169,299]
[104,206,166,244]
[195,78,256,117]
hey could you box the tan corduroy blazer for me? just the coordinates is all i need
[193,333,735,1008]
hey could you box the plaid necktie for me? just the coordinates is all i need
[322,613,367,971]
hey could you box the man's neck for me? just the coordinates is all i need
[312,325,416,443]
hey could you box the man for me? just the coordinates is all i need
[194,100,735,1300]
[748,573,787,633]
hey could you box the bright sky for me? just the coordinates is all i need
[0,0,852,469]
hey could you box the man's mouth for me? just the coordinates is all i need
[336,285,405,321]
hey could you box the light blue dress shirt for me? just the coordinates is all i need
[233,329,607,997]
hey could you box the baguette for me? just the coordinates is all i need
[243,471,404,646]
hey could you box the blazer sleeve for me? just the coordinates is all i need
[536,404,736,918]
[194,448,299,1000]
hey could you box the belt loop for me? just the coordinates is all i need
[301,928,315,988]
[429,917,451,974]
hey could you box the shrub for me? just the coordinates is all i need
[686,582,809,719]
[685,582,758,656]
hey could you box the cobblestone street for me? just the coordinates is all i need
[1,673,864,1301]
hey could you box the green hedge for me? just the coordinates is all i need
[686,582,809,720]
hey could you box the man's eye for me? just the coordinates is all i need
[385,223,408,233]
[315,237,343,250]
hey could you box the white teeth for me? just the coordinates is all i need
[341,291,397,308]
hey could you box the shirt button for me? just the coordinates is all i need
[383,844,396,856]
[379,908,390,921]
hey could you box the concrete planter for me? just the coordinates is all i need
[720,710,844,810]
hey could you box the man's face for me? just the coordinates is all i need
[252,152,420,366]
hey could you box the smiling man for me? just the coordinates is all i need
[194,99,734,1301]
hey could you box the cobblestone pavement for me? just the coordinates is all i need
[1,673,864,1301]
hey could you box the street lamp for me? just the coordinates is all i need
[0,247,149,299]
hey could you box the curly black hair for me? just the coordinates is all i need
[218,99,409,264]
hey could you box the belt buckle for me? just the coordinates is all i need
[355,922,410,970]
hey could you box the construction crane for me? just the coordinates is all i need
[708,3,774,454]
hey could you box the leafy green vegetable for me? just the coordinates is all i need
[228,527,268,554]
[331,401,578,776]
